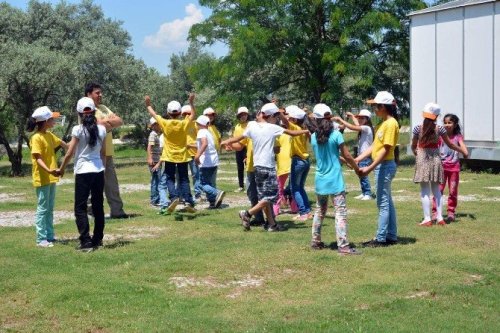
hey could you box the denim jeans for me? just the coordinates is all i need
[290,157,311,215]
[35,183,56,243]
[164,161,194,206]
[374,160,397,242]
[188,158,201,198]
[158,163,170,209]
[149,166,161,205]
[358,157,373,196]
[200,166,219,204]
[75,172,105,245]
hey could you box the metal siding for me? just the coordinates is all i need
[495,2,500,141]
[410,13,436,131]
[464,3,494,140]
[436,9,464,123]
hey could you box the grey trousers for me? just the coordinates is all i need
[104,156,126,216]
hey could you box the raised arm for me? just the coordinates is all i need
[188,93,196,121]
[145,95,157,118]
[332,116,362,132]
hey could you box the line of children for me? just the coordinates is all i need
[411,103,468,226]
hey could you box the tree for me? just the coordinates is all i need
[0,0,158,175]
[189,0,427,114]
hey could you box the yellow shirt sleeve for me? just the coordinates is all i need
[288,122,309,159]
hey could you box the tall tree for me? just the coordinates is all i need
[189,0,426,113]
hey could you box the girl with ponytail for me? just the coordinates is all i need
[59,97,107,252]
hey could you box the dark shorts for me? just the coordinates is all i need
[254,166,279,204]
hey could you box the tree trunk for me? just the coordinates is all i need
[0,129,23,176]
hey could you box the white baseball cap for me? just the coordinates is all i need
[203,107,216,115]
[423,103,440,120]
[149,117,157,126]
[261,103,279,116]
[312,104,332,119]
[196,115,210,126]
[167,100,181,113]
[76,97,96,114]
[181,105,192,114]
[32,106,60,122]
[237,106,249,115]
[367,91,395,105]
[286,105,306,119]
[356,109,372,118]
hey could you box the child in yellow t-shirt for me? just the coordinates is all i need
[27,106,66,248]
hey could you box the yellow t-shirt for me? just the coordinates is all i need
[372,117,399,161]
[233,122,248,147]
[155,115,191,163]
[289,122,309,159]
[245,139,254,173]
[30,131,62,187]
[186,120,198,157]
[276,133,292,176]
[209,125,221,151]
[95,104,115,156]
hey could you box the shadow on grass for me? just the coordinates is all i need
[106,213,143,220]
[455,212,476,221]
[282,221,309,229]
[55,237,133,249]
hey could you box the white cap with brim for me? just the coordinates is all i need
[196,115,210,126]
[203,107,216,115]
[422,103,440,120]
[149,117,157,126]
[312,104,332,119]
[286,105,306,119]
[356,109,372,118]
[237,106,249,115]
[167,101,181,113]
[181,105,192,114]
[367,91,395,105]
[76,97,96,114]
[261,103,279,116]
[32,106,60,122]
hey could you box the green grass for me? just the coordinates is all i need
[0,137,499,332]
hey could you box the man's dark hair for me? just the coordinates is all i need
[84,82,102,96]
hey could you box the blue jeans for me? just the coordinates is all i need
[149,166,161,205]
[374,160,397,242]
[358,157,372,196]
[158,163,170,208]
[164,161,194,206]
[290,157,311,215]
[188,158,201,198]
[200,166,219,204]
[35,183,56,243]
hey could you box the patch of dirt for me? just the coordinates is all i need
[0,210,73,227]
[485,186,500,190]
[169,275,264,298]
[464,274,483,285]
[56,178,74,185]
[405,291,436,299]
[119,184,150,193]
[104,226,166,241]
[0,193,25,203]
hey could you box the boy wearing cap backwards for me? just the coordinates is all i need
[145,93,196,214]
[147,117,162,206]
[194,115,225,208]
[232,107,249,192]
[222,103,309,232]
[411,103,467,226]
[85,83,128,219]
[27,106,67,247]
[182,105,202,200]
[58,97,107,251]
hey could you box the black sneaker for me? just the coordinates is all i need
[361,239,388,248]
[310,241,325,250]
[92,239,103,248]
[77,242,94,252]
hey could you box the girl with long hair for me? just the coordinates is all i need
[59,97,107,252]
[309,104,360,254]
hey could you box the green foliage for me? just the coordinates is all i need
[190,0,427,115]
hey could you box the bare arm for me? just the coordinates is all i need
[411,135,418,156]
[333,116,362,132]
[360,144,391,176]
[283,129,309,137]
[221,135,246,147]
[58,137,78,177]
[354,145,373,163]
[458,136,469,158]
[147,143,153,166]
[339,143,360,172]
[442,134,468,157]
[145,95,158,118]
[194,137,207,165]
[33,153,58,176]
[188,93,196,121]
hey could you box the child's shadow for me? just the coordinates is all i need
[56,237,133,249]
[281,220,309,229]
[455,213,476,221]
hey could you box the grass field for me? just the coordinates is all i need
[0,134,499,332]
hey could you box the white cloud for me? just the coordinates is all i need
[143,3,204,52]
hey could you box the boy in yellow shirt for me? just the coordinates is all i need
[145,93,196,214]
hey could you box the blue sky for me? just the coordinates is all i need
[4,0,227,75]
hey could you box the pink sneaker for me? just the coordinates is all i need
[418,220,433,227]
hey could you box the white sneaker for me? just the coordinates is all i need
[360,195,372,200]
[37,240,54,248]
[354,194,364,200]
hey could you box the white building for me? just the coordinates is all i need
[409,0,500,161]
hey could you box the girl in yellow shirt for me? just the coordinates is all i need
[27,106,66,248]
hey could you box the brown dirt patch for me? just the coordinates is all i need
[0,210,73,227]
